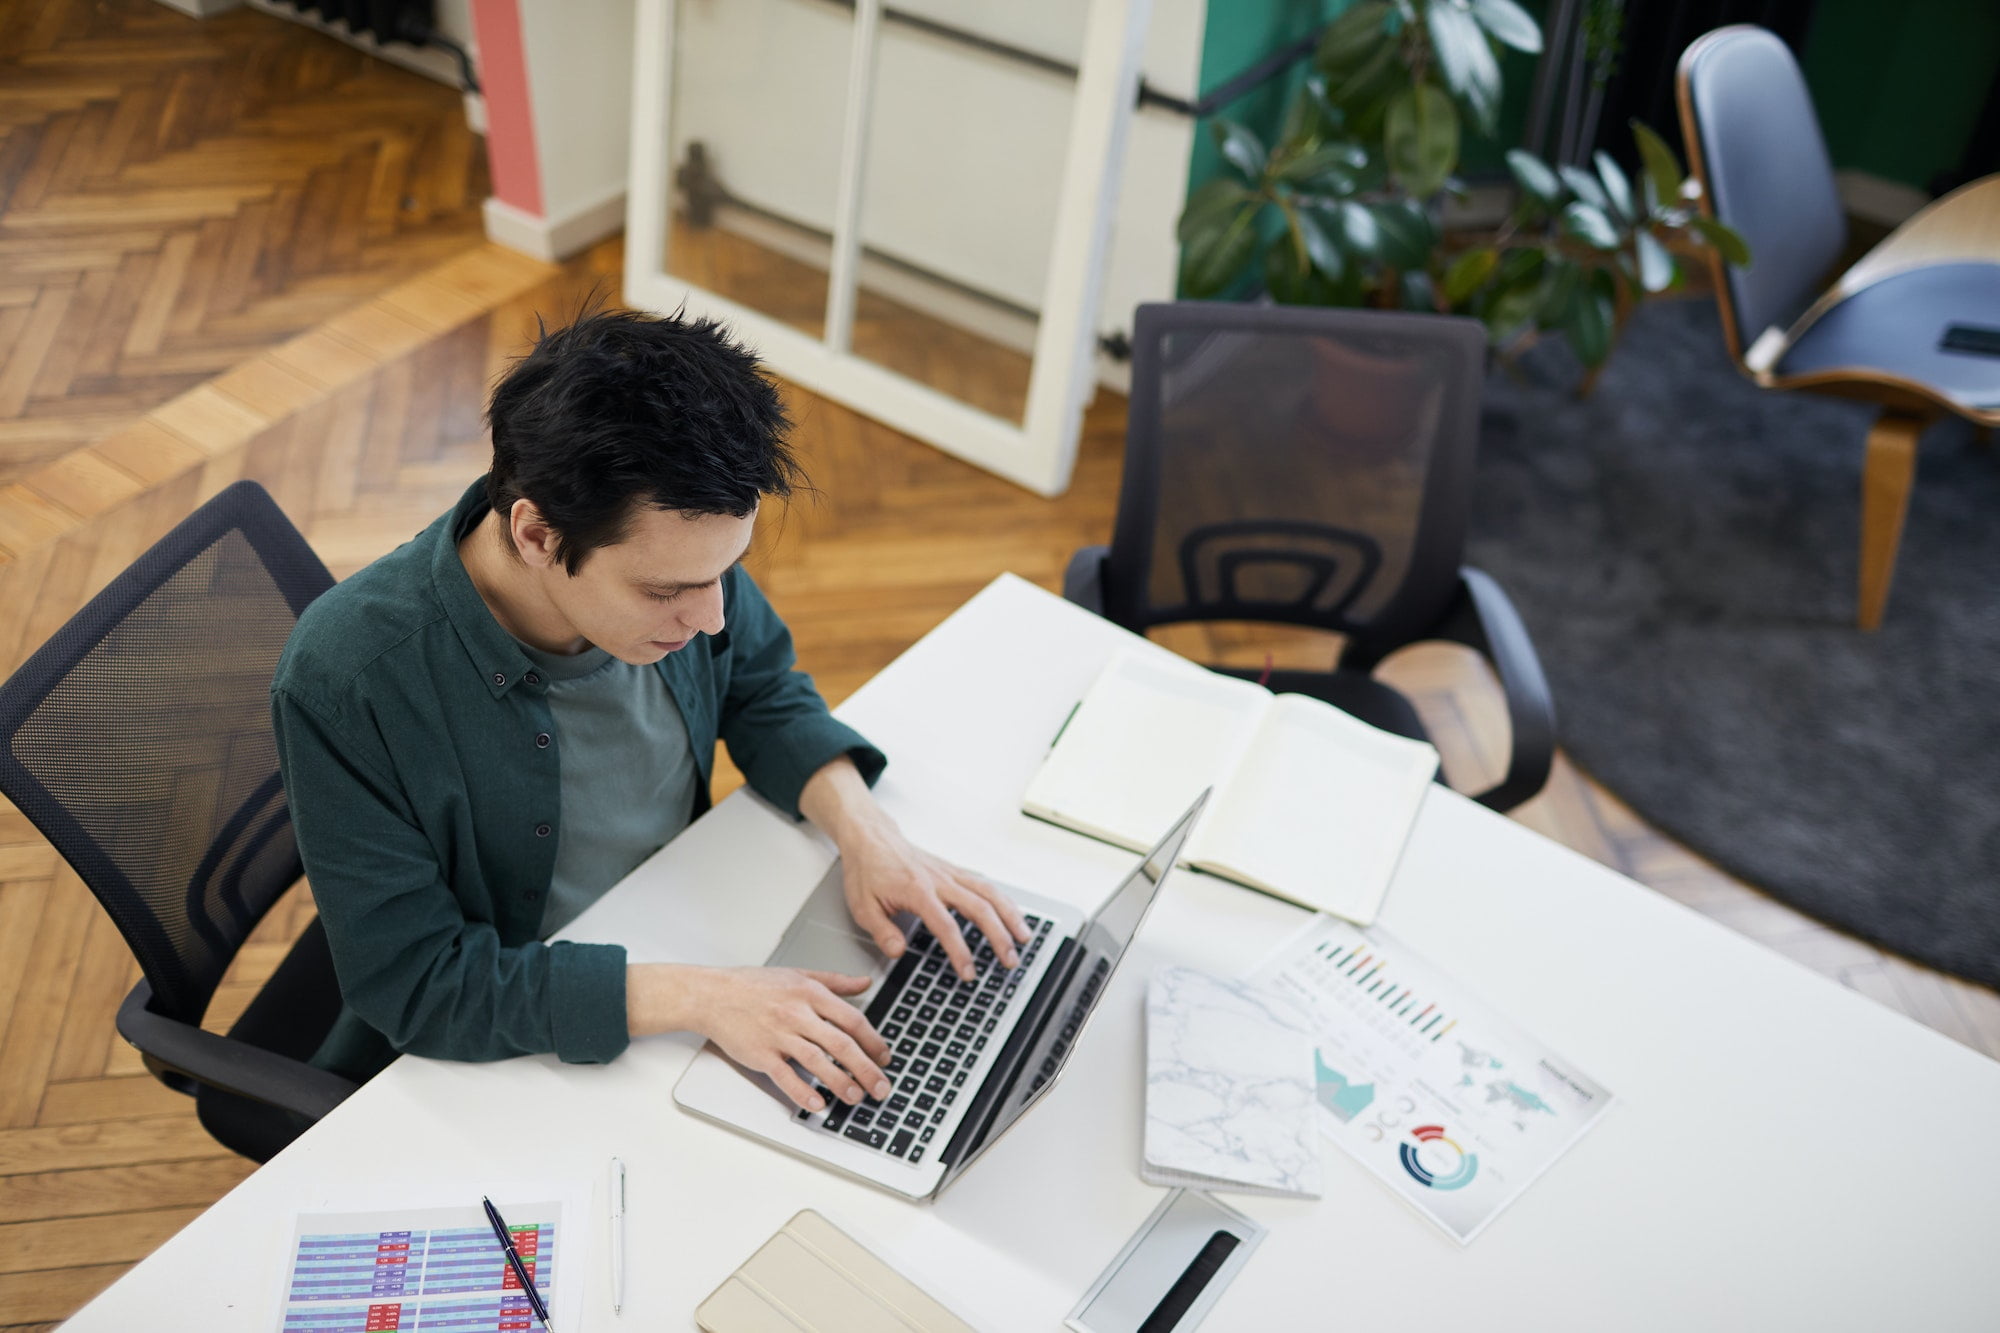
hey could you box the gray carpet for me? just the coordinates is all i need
[1466,299,2000,989]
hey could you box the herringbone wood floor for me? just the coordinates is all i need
[1,38,1997,1332]
[0,0,490,485]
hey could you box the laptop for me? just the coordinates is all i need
[674,791,1209,1201]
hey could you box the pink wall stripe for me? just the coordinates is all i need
[470,0,543,216]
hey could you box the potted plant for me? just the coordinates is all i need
[1175,0,1750,375]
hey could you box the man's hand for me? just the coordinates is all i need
[839,825,1031,983]
[629,963,892,1113]
[797,754,1032,983]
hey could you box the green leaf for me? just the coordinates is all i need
[1634,229,1674,293]
[1442,246,1500,304]
[1690,214,1752,267]
[1327,34,1403,114]
[1497,246,1545,287]
[1505,149,1561,206]
[1561,201,1620,250]
[1316,0,1394,78]
[1332,200,1381,257]
[1176,179,1254,244]
[1212,120,1269,183]
[1426,0,1502,134]
[1277,140,1367,186]
[1385,83,1459,198]
[1558,164,1607,211]
[1485,277,1543,339]
[1594,151,1636,223]
[1370,200,1436,268]
[1470,0,1542,53]
[1563,270,1618,366]
[1179,199,1264,297]
[1293,206,1346,281]
[1400,269,1439,312]
[1535,257,1581,327]
[1630,120,1683,215]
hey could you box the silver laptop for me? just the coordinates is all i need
[674,792,1208,1201]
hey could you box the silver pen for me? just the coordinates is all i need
[609,1157,626,1315]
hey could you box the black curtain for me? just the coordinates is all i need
[1589,0,1821,164]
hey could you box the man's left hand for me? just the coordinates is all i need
[839,821,1031,982]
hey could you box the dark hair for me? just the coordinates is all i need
[485,308,804,573]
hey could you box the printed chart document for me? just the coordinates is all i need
[274,1198,579,1332]
[1252,915,1614,1244]
[1142,966,1322,1199]
[1022,646,1438,923]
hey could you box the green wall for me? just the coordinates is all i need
[1802,0,2000,192]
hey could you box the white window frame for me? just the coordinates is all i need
[624,0,1153,497]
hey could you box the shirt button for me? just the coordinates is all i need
[491,672,506,686]
[535,732,551,749]
[534,823,552,838]
[525,671,542,685]
[524,889,541,902]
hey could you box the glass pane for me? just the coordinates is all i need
[662,0,855,339]
[845,16,1066,425]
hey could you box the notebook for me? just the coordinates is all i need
[1023,646,1438,923]
[1142,967,1321,1199]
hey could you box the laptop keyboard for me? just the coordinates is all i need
[800,912,1054,1165]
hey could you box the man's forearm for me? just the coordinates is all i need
[797,754,896,854]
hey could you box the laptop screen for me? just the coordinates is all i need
[936,789,1208,1192]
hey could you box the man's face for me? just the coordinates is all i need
[518,499,758,664]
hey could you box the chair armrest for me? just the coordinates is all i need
[117,981,358,1123]
[1425,567,1556,812]
[1063,544,1110,615]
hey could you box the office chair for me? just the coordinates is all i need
[1677,25,2000,629]
[0,481,355,1162]
[1065,302,1554,812]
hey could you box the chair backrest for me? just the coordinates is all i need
[0,482,332,1027]
[1105,302,1486,653]
[1677,25,1847,359]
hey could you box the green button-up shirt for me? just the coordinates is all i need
[271,481,884,1082]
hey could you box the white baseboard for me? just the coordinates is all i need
[1836,170,1931,228]
[484,189,627,262]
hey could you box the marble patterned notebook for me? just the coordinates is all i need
[1142,966,1322,1199]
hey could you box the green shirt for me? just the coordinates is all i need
[271,481,885,1082]
[511,637,701,937]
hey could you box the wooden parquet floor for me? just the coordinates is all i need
[0,0,491,485]
[0,74,1994,1333]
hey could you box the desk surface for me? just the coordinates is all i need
[65,575,2000,1331]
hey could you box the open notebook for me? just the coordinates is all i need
[1023,647,1437,923]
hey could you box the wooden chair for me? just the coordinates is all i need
[1677,25,2000,629]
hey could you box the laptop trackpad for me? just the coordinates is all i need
[769,920,884,979]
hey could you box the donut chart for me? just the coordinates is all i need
[1398,1124,1478,1191]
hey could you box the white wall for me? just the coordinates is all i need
[666,0,1203,347]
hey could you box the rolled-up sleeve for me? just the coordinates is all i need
[716,568,886,817]
[274,687,629,1065]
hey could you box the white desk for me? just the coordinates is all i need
[65,575,2000,1330]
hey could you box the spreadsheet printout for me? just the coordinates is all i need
[275,1200,573,1332]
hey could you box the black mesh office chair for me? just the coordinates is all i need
[0,481,355,1161]
[1066,302,1554,811]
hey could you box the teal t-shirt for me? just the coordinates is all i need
[514,637,701,937]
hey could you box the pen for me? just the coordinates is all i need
[608,1157,626,1316]
[482,1196,554,1332]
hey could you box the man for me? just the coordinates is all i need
[273,308,1027,1117]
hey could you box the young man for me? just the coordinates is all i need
[273,309,1027,1117]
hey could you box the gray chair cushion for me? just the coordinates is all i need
[1777,262,2000,412]
[1681,27,1846,346]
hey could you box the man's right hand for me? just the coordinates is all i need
[627,963,892,1113]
